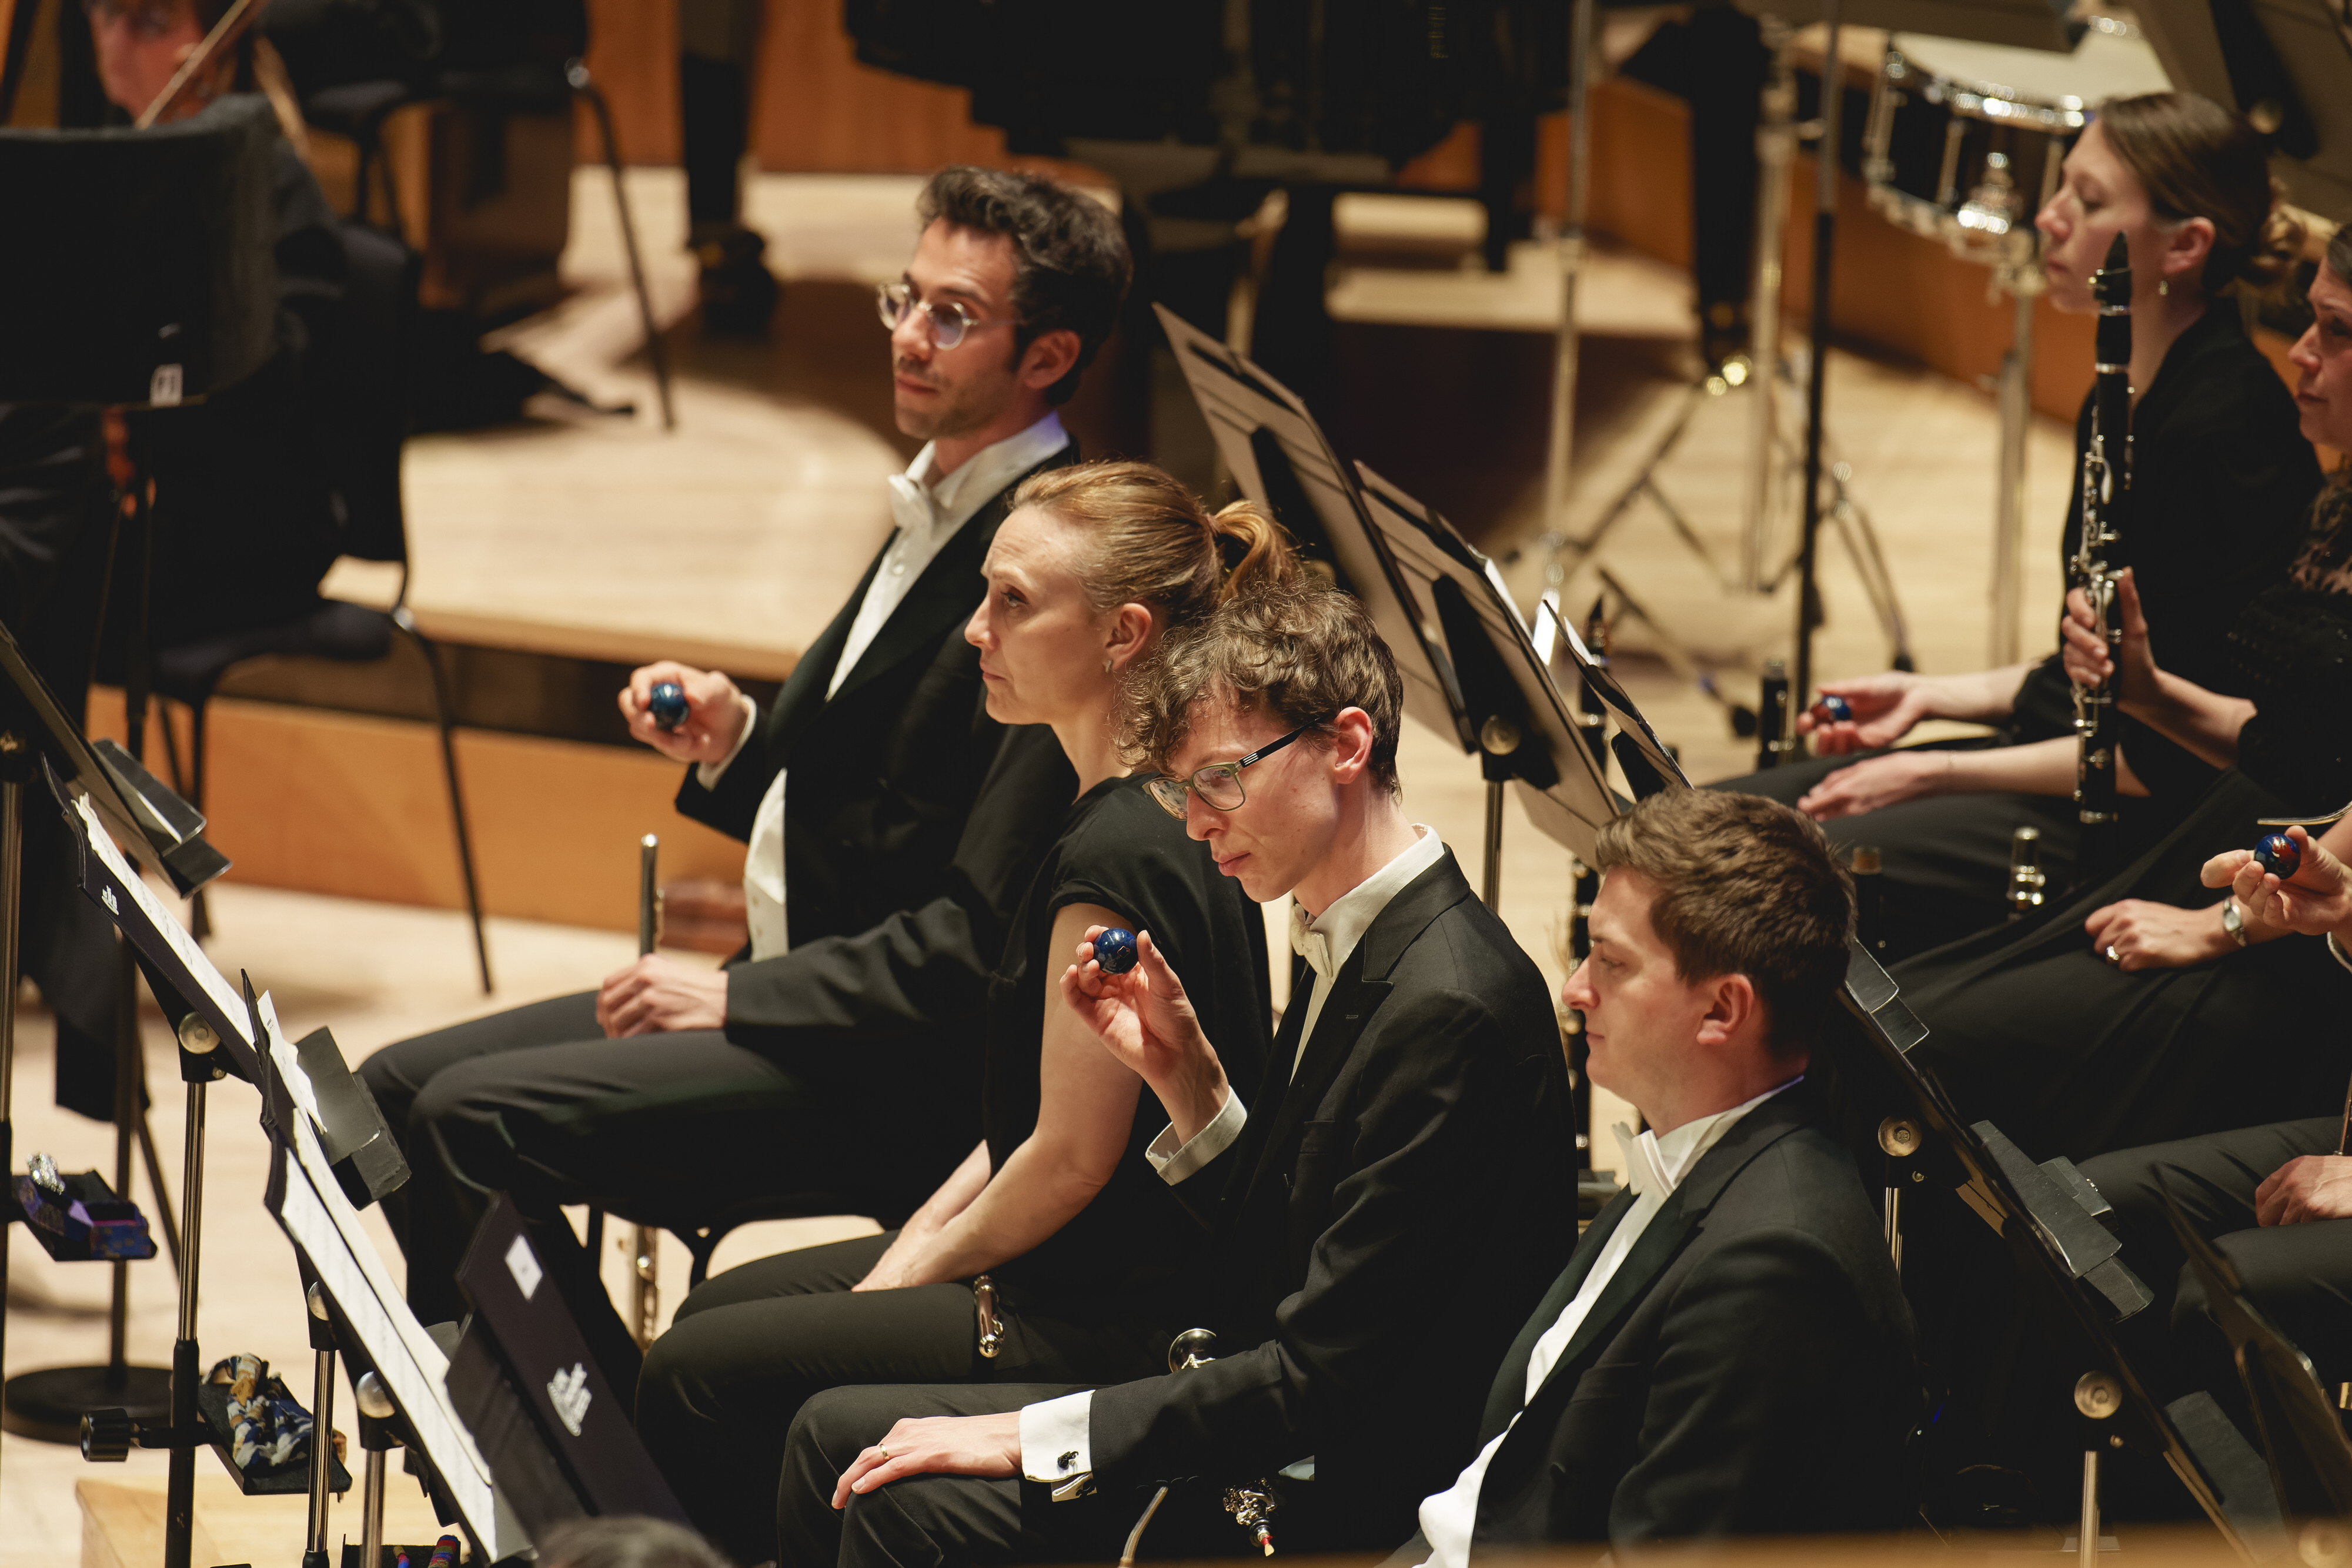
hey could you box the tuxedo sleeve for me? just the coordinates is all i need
[720,724,1075,1050]
[674,699,786,842]
[1085,987,1531,1482]
[1607,1225,1876,1544]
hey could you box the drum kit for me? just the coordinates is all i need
[1537,0,2176,705]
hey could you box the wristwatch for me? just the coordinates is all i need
[2221,897,2250,948]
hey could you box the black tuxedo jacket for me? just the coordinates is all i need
[1087,849,1578,1552]
[1390,1084,1919,1562]
[674,441,1081,1061]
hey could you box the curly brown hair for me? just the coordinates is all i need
[1115,580,1404,794]
[1589,790,1853,1058]
[917,166,1131,406]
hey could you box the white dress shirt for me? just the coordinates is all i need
[1409,1076,1802,1568]
[1019,825,1446,1492]
[699,412,1068,961]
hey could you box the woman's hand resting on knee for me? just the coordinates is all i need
[1795,751,1952,821]
[2082,898,2240,971]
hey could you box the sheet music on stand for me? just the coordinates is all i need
[1531,595,1688,798]
[1345,464,1620,858]
[64,793,522,1559]
[1154,303,1476,754]
[68,791,256,1077]
[263,1069,518,1559]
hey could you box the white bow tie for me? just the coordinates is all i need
[1289,905,1334,982]
[1612,1123,1675,1199]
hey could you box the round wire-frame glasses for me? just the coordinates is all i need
[1146,715,1335,821]
[875,282,992,349]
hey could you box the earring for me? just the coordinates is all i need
[1102,658,1113,674]
[2158,278,2170,296]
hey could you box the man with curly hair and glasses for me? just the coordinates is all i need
[357,166,1131,1328]
[774,581,1578,1563]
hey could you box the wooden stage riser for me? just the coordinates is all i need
[85,689,744,934]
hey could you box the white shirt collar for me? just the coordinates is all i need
[1612,1075,1802,1199]
[894,410,1068,539]
[1289,825,1445,983]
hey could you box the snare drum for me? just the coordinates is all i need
[1863,21,2171,287]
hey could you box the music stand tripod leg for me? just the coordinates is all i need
[303,1279,338,1568]
[162,1014,221,1568]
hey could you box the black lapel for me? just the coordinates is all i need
[1238,850,1476,1203]
[767,549,885,757]
[1241,946,1383,1200]
[1220,984,1315,1205]
[1517,1089,1816,1413]
[1475,1188,1639,1443]
[826,441,1080,707]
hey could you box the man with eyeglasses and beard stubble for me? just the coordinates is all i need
[355,166,1130,1330]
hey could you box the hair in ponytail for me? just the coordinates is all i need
[2098,92,2303,301]
[1008,460,1302,631]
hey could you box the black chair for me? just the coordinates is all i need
[152,222,492,992]
[289,0,674,429]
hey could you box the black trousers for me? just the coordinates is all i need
[778,1380,1270,1568]
[637,1234,1165,1565]
[2082,1117,2352,1412]
[1711,743,2166,963]
[356,994,960,1326]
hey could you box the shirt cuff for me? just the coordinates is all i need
[1144,1086,1247,1186]
[694,694,760,791]
[1019,1390,1095,1491]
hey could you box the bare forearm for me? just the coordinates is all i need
[2125,671,2255,771]
[1934,735,2083,797]
[888,1140,1105,1284]
[1924,663,2039,724]
[900,1141,992,1239]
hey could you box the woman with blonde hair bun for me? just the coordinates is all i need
[635,460,1297,1563]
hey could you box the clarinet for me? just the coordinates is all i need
[2072,233,2132,878]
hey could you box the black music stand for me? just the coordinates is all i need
[1838,944,2283,1556]
[1151,305,1618,904]
[62,788,413,1568]
[0,614,231,1473]
[446,1194,688,1537]
[247,1005,529,1566]
[0,92,276,1452]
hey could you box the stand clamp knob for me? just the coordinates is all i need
[2073,1370,2123,1421]
[81,1407,135,1463]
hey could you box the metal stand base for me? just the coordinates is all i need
[2,1363,171,1444]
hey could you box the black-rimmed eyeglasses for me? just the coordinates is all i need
[876,282,1003,350]
[1146,716,1334,820]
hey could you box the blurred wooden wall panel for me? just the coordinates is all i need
[751,0,1007,173]
[579,0,679,166]
[86,690,745,934]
